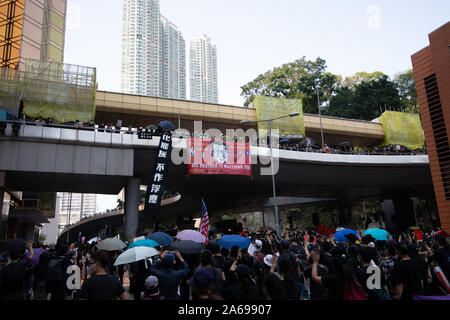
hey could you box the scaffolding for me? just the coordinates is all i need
[0,58,97,123]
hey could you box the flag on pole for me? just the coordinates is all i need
[200,199,209,244]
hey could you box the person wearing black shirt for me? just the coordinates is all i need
[430,235,450,280]
[220,264,258,300]
[393,243,423,300]
[47,244,73,300]
[79,250,128,300]
[303,257,328,300]
[32,251,50,300]
[311,250,359,300]
[0,241,34,300]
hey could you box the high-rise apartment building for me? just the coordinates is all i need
[121,0,186,99]
[57,193,97,234]
[160,15,185,100]
[121,0,160,96]
[189,34,218,104]
[0,0,67,70]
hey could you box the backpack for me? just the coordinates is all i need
[47,258,64,284]
[342,280,368,300]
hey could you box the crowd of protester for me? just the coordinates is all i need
[1,227,448,301]
[1,117,428,157]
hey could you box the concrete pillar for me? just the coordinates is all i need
[393,198,416,231]
[124,178,140,242]
[381,198,416,233]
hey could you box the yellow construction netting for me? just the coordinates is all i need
[378,111,425,150]
[0,59,96,123]
[0,68,25,113]
[252,96,305,136]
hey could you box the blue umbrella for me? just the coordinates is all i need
[216,235,252,250]
[364,228,392,241]
[146,232,173,247]
[128,239,159,249]
[334,229,359,243]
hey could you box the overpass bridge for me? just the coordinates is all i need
[0,120,433,241]
[94,91,386,147]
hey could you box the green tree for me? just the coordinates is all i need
[324,74,401,121]
[240,56,341,113]
[343,71,387,89]
[394,70,419,113]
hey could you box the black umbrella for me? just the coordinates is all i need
[169,240,204,254]
[159,121,175,132]
[1,238,27,254]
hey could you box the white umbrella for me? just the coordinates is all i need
[96,238,127,251]
[114,247,159,266]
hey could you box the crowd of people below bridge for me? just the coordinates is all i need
[1,227,449,301]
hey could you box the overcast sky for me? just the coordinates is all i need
[63,0,449,210]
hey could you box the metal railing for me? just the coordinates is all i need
[0,119,428,156]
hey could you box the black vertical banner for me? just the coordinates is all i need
[144,132,173,223]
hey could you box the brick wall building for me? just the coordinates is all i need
[411,22,450,232]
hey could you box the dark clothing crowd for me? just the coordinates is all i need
[1,229,449,301]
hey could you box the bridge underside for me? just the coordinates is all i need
[50,148,433,243]
[5,148,433,220]
[137,149,433,220]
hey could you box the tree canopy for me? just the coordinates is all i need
[240,57,418,121]
[240,56,341,113]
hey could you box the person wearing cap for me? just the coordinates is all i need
[189,267,222,300]
[256,239,274,264]
[150,250,189,300]
[142,276,161,300]
[197,249,225,295]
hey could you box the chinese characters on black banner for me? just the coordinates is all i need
[144,133,173,221]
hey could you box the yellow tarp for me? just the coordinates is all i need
[0,59,96,123]
[252,96,305,136]
[378,111,425,150]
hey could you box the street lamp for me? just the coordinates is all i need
[316,86,325,147]
[240,112,300,237]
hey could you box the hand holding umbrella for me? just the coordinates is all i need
[173,250,184,262]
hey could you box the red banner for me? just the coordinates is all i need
[187,138,252,176]
[316,224,336,237]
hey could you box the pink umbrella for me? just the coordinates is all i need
[176,230,206,243]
